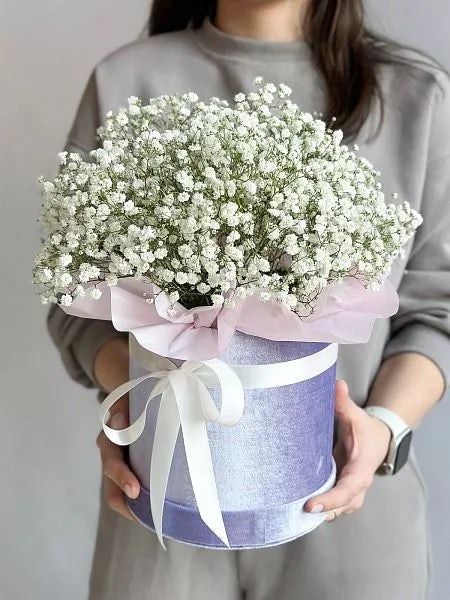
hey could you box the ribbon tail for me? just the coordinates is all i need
[149,386,181,550]
[170,371,230,548]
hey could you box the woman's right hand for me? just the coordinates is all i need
[94,336,140,521]
[96,395,140,521]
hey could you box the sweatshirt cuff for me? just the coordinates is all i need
[382,323,450,396]
[71,319,128,389]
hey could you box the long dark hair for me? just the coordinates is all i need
[147,0,445,142]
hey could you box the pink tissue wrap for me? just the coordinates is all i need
[62,277,399,361]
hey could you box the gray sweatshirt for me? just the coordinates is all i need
[47,18,450,405]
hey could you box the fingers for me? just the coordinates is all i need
[303,380,375,521]
[99,412,141,499]
[324,491,366,521]
[306,464,373,514]
[97,411,141,520]
[103,452,140,500]
[105,478,138,522]
[335,378,349,400]
[334,379,357,419]
[104,393,130,425]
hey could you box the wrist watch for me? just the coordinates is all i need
[363,405,413,475]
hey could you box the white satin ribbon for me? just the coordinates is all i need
[99,337,338,549]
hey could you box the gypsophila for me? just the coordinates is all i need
[33,78,422,314]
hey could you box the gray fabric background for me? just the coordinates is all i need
[1,1,449,598]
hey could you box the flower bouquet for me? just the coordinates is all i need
[33,79,421,549]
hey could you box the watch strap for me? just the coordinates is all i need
[364,405,410,438]
[363,405,412,475]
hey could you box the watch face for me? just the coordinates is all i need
[393,430,413,474]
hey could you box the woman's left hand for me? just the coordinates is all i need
[304,379,392,520]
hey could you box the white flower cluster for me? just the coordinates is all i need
[33,78,422,313]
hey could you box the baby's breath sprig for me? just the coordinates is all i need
[33,79,422,314]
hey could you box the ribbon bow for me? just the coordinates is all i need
[98,337,245,549]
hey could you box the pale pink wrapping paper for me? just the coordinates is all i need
[62,277,399,360]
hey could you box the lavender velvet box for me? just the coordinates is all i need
[126,330,337,549]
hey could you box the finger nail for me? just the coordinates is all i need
[111,413,126,429]
[309,503,324,514]
[123,484,134,499]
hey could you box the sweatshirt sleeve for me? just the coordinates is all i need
[382,69,450,394]
[46,68,127,390]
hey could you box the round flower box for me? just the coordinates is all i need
[126,331,337,549]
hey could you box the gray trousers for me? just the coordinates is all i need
[88,446,431,600]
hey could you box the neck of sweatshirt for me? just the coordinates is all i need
[194,17,313,64]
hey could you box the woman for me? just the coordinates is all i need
[47,1,450,598]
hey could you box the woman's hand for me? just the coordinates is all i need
[94,336,140,521]
[96,394,141,521]
[304,379,392,520]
